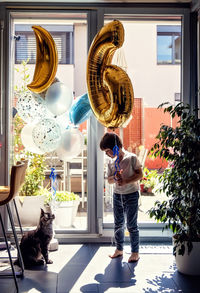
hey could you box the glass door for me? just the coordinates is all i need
[11,12,89,232]
[102,15,182,226]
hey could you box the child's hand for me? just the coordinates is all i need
[115,169,123,184]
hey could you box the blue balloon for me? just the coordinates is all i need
[69,93,92,125]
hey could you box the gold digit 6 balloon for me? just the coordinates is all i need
[86,20,134,129]
[27,26,58,94]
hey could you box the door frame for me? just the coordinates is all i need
[0,2,197,243]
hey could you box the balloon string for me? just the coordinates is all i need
[49,167,57,197]
[113,145,120,177]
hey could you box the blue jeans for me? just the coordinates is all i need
[113,191,139,253]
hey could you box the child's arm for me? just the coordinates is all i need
[118,167,143,186]
[125,167,143,184]
[107,175,116,184]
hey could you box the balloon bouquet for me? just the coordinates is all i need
[17,20,134,185]
[17,26,92,162]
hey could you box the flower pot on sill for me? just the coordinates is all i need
[140,184,145,192]
[147,187,153,193]
[174,241,200,276]
[54,200,79,229]
[14,195,46,227]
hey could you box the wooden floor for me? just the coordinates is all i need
[0,243,199,293]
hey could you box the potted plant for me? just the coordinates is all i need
[148,102,200,275]
[45,191,80,229]
[140,167,158,194]
[14,152,49,227]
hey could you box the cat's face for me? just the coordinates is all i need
[40,209,55,225]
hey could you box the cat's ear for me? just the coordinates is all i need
[41,208,45,216]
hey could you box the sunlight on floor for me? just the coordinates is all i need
[47,244,84,274]
[28,289,42,293]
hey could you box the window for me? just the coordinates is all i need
[174,92,181,102]
[15,24,74,64]
[157,25,181,64]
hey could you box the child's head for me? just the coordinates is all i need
[100,133,122,151]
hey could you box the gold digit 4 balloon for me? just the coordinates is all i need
[27,26,58,94]
[86,20,134,129]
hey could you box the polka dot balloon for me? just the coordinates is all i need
[32,118,61,153]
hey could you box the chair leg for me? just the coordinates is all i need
[6,203,24,276]
[13,199,23,237]
[0,213,19,293]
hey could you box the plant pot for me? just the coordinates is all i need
[174,241,200,276]
[14,195,46,227]
[140,184,145,192]
[147,187,153,193]
[54,200,79,229]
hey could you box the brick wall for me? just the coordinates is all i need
[123,98,142,151]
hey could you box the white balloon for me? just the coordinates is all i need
[32,119,62,153]
[16,91,48,123]
[21,124,45,154]
[56,128,84,161]
[55,111,69,133]
[45,82,73,116]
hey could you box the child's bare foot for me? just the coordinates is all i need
[109,249,123,259]
[128,252,140,263]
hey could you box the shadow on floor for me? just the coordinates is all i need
[80,257,138,292]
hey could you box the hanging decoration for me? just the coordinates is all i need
[112,144,122,180]
[17,26,90,159]
[27,25,58,93]
[49,167,57,198]
[86,20,134,129]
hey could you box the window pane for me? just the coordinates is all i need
[103,16,181,225]
[15,27,73,64]
[15,34,28,62]
[12,14,88,232]
[157,35,172,64]
[27,35,36,62]
[174,35,181,64]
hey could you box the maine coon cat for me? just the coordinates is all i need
[15,208,55,268]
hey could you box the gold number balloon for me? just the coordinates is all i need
[86,20,134,129]
[27,26,58,94]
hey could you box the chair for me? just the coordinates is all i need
[0,161,27,292]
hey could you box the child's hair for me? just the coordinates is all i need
[100,133,122,150]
